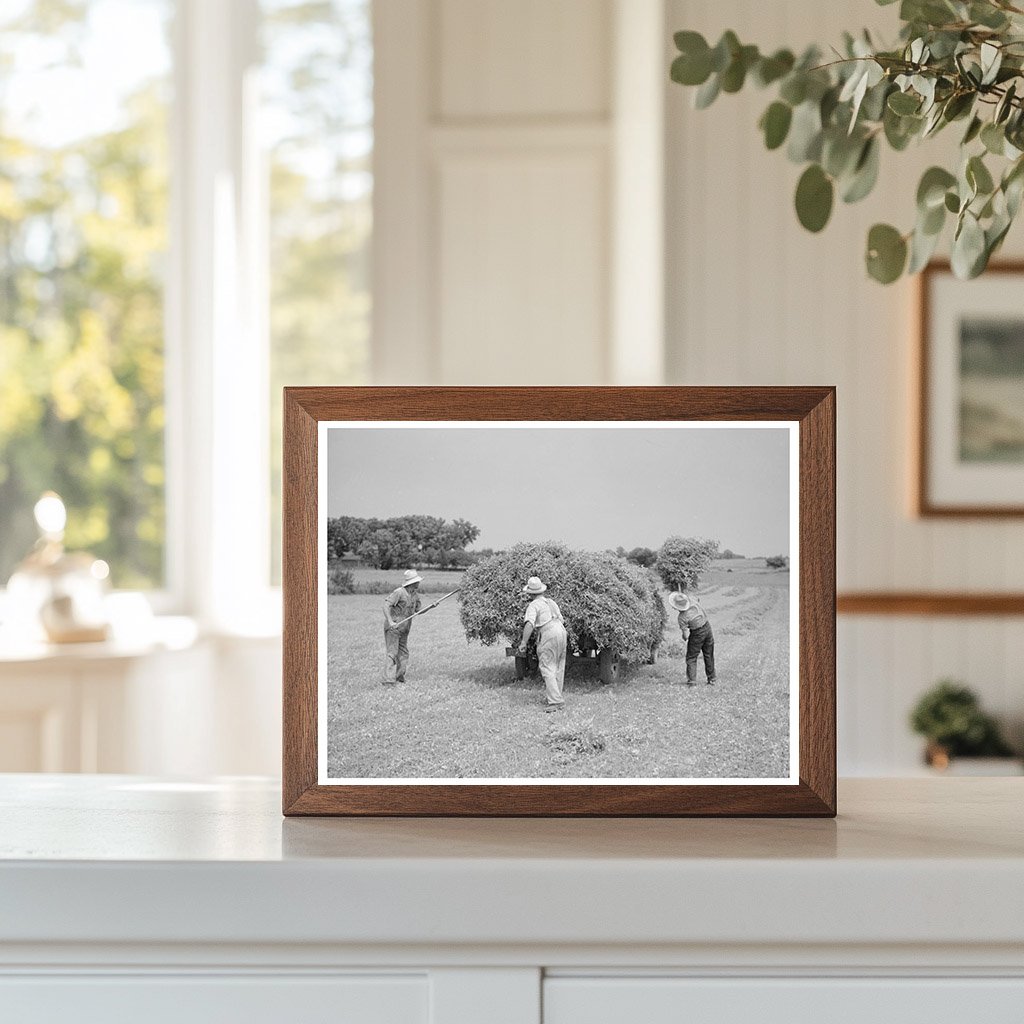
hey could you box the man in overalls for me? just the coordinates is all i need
[517,576,567,711]
[669,591,716,686]
[382,569,423,684]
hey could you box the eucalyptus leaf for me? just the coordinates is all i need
[967,154,995,195]
[787,101,823,162]
[884,106,922,150]
[754,49,795,87]
[921,200,946,235]
[996,82,1017,124]
[922,103,946,137]
[888,90,921,115]
[962,115,983,145]
[970,2,1009,30]
[760,102,793,150]
[710,31,740,74]
[779,74,807,106]
[917,166,957,210]
[942,91,974,122]
[980,42,1002,86]
[795,164,834,232]
[981,122,1006,155]
[842,137,880,203]
[694,73,721,109]
[866,223,908,283]
[951,212,986,278]
[1003,158,1024,216]
[908,221,942,273]
[822,129,863,178]
[820,86,841,126]
[721,45,759,93]
[860,80,892,122]
[1006,172,1024,218]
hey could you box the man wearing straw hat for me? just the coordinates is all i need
[668,591,716,686]
[517,576,567,711]
[382,569,423,684]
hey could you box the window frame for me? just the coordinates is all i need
[165,0,279,632]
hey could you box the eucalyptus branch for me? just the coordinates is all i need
[670,0,1024,283]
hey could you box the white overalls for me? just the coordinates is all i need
[525,596,567,706]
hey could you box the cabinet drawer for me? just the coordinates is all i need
[544,977,1024,1024]
[0,974,428,1024]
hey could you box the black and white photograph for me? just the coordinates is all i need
[318,422,798,784]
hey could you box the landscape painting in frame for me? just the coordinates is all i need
[920,263,1024,515]
[317,421,799,786]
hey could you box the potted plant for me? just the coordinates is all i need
[909,680,1019,772]
[670,0,1024,283]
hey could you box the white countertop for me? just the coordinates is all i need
[2,776,1022,951]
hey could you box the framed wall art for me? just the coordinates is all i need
[918,261,1024,517]
[282,387,836,816]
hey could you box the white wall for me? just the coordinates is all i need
[665,0,1024,771]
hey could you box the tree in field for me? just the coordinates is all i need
[765,554,789,570]
[626,546,656,568]
[655,536,720,591]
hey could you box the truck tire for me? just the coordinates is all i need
[598,648,620,685]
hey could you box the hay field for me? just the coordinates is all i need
[326,566,791,779]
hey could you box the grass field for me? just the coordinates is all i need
[326,561,791,780]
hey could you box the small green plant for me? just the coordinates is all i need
[670,0,1024,283]
[909,679,1015,757]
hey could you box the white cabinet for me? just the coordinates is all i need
[1,777,1023,1024]
[1,975,428,1024]
[545,977,1024,1024]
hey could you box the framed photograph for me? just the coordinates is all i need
[918,261,1024,516]
[283,387,835,816]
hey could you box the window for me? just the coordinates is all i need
[0,0,173,589]
[261,0,372,581]
[0,0,373,616]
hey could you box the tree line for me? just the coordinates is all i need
[327,515,481,570]
[328,517,788,582]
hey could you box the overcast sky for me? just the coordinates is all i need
[326,425,792,556]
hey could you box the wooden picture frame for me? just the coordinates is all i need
[917,261,1024,517]
[283,387,836,816]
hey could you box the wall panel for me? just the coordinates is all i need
[437,150,608,384]
[438,0,611,120]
